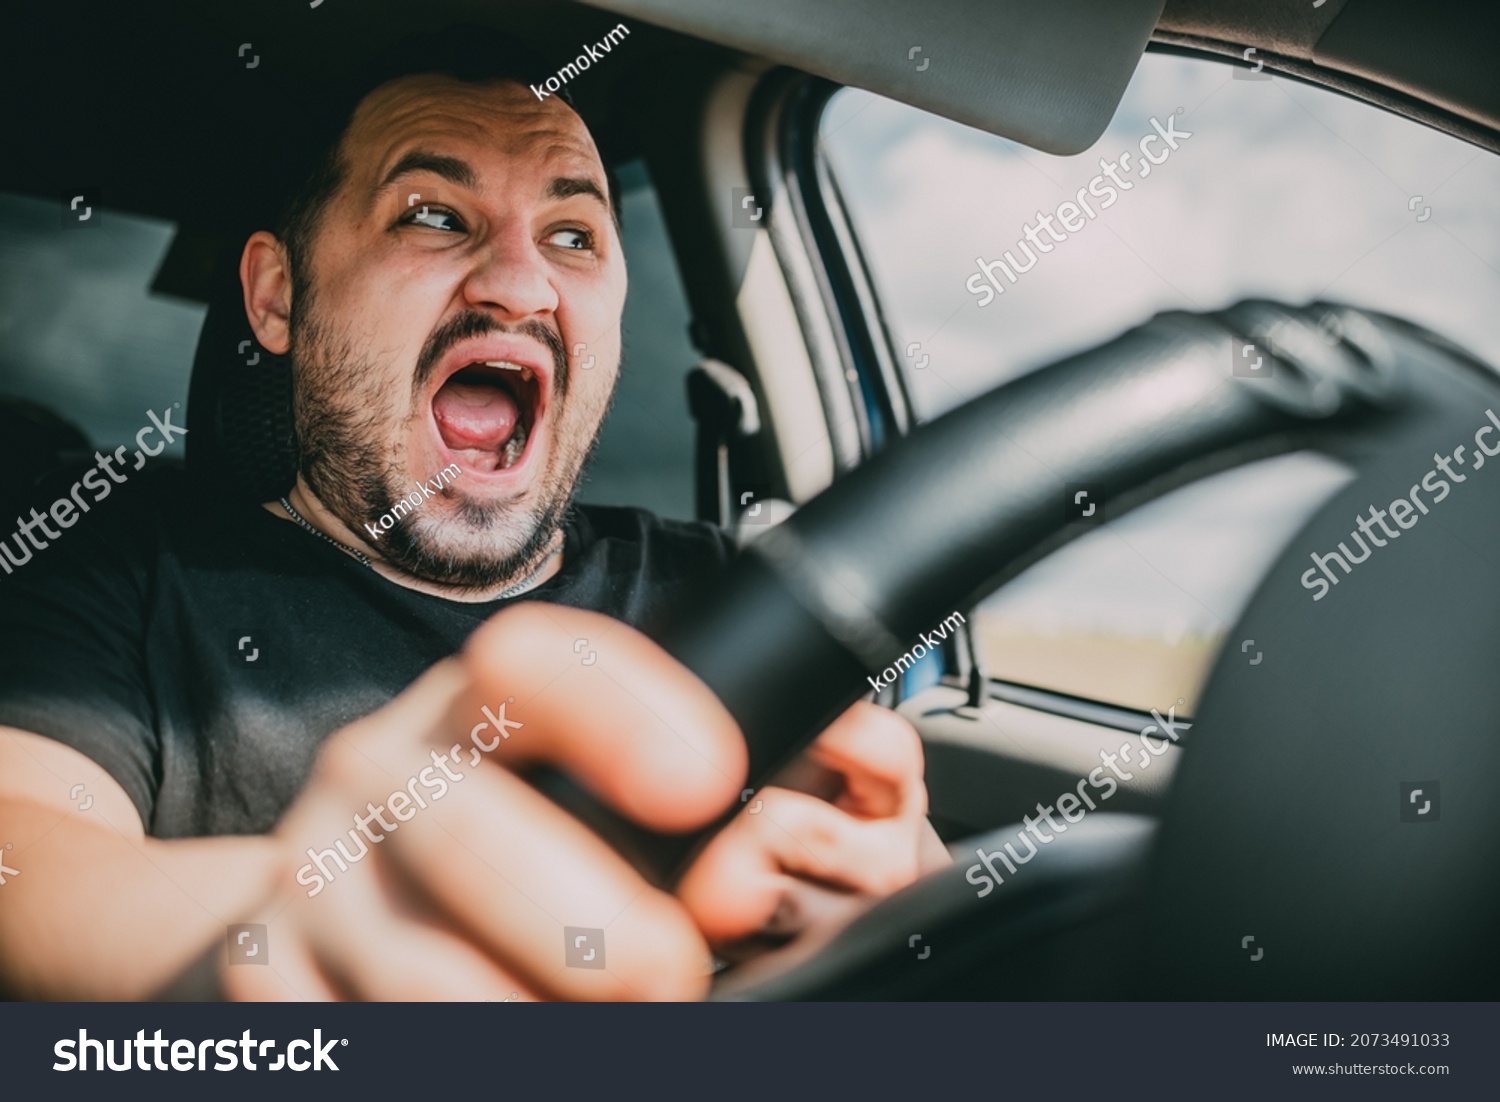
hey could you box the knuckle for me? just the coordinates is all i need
[774,803,842,859]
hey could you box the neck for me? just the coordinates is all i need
[263,478,565,603]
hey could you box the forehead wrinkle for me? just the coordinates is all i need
[347,77,596,174]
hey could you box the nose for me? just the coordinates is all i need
[460,219,559,320]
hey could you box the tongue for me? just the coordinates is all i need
[432,377,520,453]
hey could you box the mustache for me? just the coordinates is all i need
[411,312,570,400]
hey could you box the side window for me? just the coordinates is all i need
[0,192,204,454]
[820,50,1500,712]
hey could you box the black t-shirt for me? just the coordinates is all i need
[0,468,734,838]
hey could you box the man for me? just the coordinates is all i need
[0,30,948,1001]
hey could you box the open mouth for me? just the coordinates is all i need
[430,360,543,474]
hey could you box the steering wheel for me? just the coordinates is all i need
[537,298,1500,999]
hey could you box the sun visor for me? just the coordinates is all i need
[582,0,1164,154]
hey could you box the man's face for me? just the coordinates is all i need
[287,74,626,588]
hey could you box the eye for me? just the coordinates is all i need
[546,227,594,251]
[401,205,466,233]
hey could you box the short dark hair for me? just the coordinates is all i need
[275,26,621,294]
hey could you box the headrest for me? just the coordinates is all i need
[184,251,298,502]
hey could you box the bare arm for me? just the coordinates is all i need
[0,727,282,1000]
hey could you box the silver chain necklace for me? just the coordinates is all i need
[277,495,561,600]
[489,545,563,600]
[280,495,372,568]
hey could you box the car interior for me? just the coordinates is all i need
[4,0,1499,1001]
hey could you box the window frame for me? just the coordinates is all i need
[742,71,916,470]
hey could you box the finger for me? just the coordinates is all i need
[798,701,948,875]
[356,745,710,1001]
[801,702,929,820]
[301,849,541,1002]
[801,705,950,875]
[274,702,546,1002]
[461,604,747,832]
[748,787,927,892]
[219,933,342,1003]
[678,787,924,942]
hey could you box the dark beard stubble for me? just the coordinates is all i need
[287,284,614,592]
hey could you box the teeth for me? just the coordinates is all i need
[500,420,528,470]
[481,360,535,383]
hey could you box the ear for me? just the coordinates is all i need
[240,230,293,356]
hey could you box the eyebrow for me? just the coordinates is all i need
[373,153,615,225]
[375,151,480,197]
[547,175,611,215]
